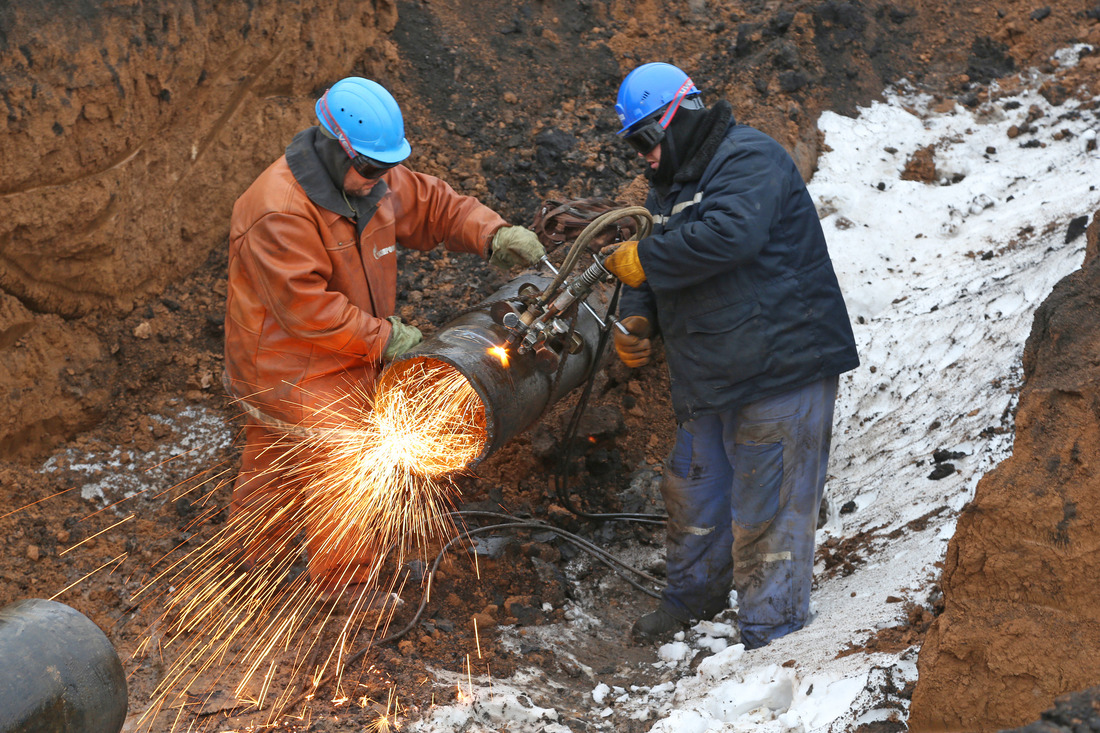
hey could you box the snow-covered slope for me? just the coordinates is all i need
[410,46,1100,732]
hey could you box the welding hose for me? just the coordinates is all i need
[531,206,667,521]
[368,511,662,651]
[547,279,669,524]
[453,510,664,590]
[537,206,653,306]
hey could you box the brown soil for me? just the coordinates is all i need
[4,0,1100,731]
[1001,684,1100,733]
[907,213,1100,733]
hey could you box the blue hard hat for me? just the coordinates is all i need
[315,77,412,164]
[615,62,701,135]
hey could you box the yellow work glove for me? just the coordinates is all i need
[613,315,652,368]
[383,316,422,361]
[602,240,646,287]
[489,226,547,269]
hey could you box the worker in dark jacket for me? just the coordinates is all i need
[602,62,859,649]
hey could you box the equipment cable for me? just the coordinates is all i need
[288,509,663,709]
[297,207,674,708]
[545,207,668,524]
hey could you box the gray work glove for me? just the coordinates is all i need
[383,316,422,361]
[489,226,546,269]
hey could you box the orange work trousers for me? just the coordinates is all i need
[229,421,378,595]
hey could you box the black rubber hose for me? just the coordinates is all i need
[552,281,668,524]
[292,510,663,709]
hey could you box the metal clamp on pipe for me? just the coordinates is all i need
[379,272,609,466]
[378,206,653,468]
[492,203,653,363]
[493,256,615,367]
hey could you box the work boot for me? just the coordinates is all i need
[631,607,689,643]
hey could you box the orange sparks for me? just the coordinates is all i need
[487,345,510,368]
[130,358,488,731]
[366,686,402,732]
[299,358,487,570]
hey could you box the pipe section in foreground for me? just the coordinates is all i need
[380,273,609,466]
[0,599,127,733]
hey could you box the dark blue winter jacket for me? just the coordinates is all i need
[622,102,859,422]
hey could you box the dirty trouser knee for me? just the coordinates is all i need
[658,413,735,623]
[731,376,837,649]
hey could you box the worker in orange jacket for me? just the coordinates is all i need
[223,77,544,599]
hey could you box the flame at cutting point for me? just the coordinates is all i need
[487,345,509,368]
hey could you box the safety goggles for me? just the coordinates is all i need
[620,76,700,155]
[351,155,398,179]
[623,119,667,154]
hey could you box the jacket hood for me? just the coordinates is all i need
[673,100,734,184]
[648,101,734,191]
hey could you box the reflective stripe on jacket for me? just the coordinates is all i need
[224,136,506,426]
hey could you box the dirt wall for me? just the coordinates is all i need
[0,0,397,317]
[1,0,1097,463]
[909,211,1100,731]
[4,0,1100,729]
[0,0,397,455]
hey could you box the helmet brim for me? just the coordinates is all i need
[616,91,702,136]
[361,138,412,165]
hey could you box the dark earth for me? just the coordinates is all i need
[4,0,1100,731]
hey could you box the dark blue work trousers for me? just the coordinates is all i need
[657,375,838,649]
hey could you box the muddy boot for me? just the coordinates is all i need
[631,608,689,643]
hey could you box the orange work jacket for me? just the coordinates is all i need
[224,155,506,426]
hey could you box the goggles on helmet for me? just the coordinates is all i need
[623,119,667,154]
[351,155,398,179]
[619,76,699,155]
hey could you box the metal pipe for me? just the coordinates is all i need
[0,599,128,733]
[380,273,609,466]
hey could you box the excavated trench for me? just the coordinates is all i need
[3,0,1100,730]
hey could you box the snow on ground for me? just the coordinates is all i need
[41,401,231,507]
[407,46,1100,732]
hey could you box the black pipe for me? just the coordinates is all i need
[0,599,127,733]
[380,273,609,466]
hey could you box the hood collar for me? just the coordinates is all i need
[673,100,734,183]
[285,127,388,232]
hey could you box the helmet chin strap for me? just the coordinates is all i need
[657,77,696,130]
